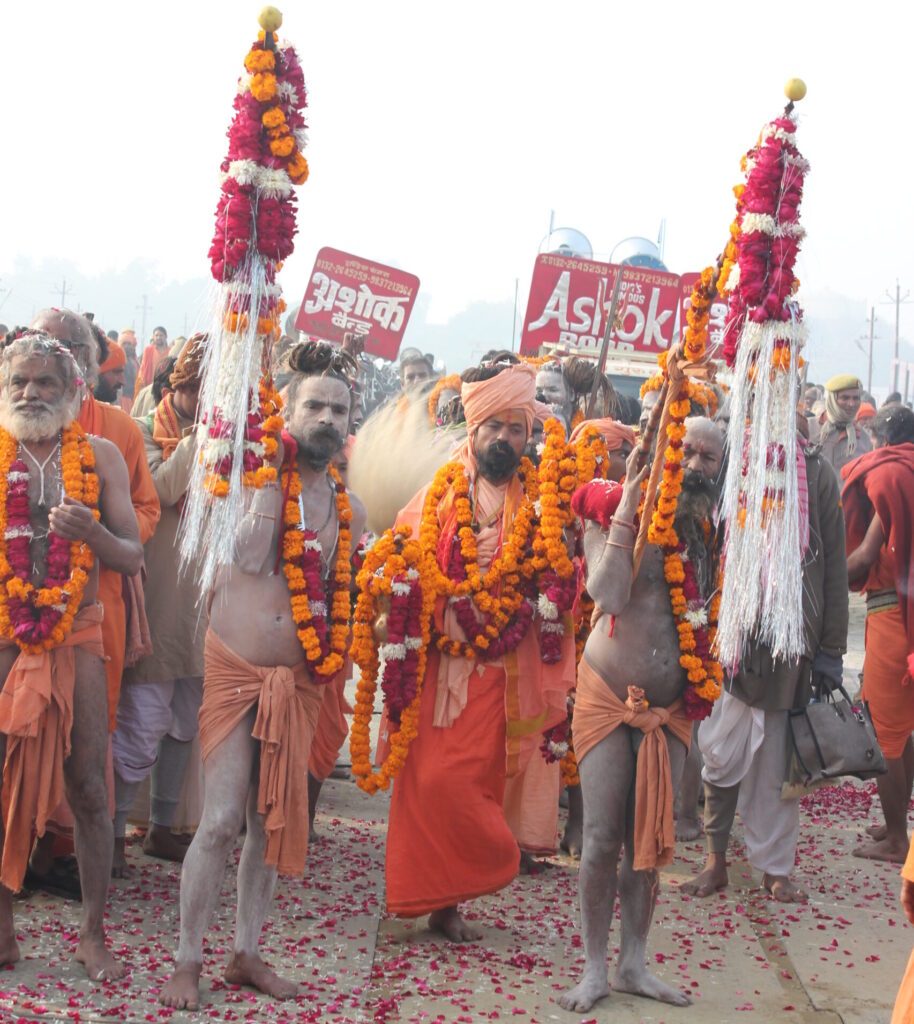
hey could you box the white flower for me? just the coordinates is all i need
[684,607,708,629]
[541,621,564,634]
[4,526,33,540]
[309,600,327,618]
[405,636,423,651]
[391,581,412,597]
[380,642,407,661]
[237,72,252,95]
[303,538,322,552]
[537,594,559,621]
[549,741,569,759]
[8,471,29,483]
[533,500,543,517]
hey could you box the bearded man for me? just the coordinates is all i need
[819,373,872,475]
[160,341,367,1011]
[0,332,143,978]
[682,414,848,901]
[384,360,574,942]
[112,337,206,875]
[560,416,724,1013]
[24,310,160,891]
[94,340,130,412]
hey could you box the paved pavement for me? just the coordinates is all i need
[3,595,911,1024]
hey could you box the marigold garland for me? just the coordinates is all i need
[349,528,435,794]
[0,423,100,654]
[281,462,352,677]
[426,374,463,426]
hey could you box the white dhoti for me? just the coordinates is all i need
[698,690,799,877]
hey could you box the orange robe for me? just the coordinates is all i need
[573,657,692,871]
[78,393,160,731]
[309,667,351,782]
[385,472,574,917]
[200,630,324,877]
[134,345,166,398]
[861,550,914,760]
[892,841,914,1023]
[0,606,105,891]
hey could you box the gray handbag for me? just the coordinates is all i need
[787,679,887,784]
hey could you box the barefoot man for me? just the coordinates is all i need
[681,414,848,902]
[561,417,725,1013]
[160,341,366,1010]
[384,360,573,941]
[0,332,143,978]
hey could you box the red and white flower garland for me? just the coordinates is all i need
[717,105,810,668]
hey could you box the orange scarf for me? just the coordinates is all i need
[152,393,183,461]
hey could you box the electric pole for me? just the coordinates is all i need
[883,280,911,393]
[867,306,875,395]
[136,294,152,349]
[52,278,72,307]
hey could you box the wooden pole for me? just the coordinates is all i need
[584,268,625,418]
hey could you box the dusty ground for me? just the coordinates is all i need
[3,595,908,1024]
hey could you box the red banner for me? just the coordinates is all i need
[520,254,682,357]
[294,247,420,360]
[679,270,728,357]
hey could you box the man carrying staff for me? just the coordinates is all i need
[0,332,143,979]
[385,359,573,942]
[561,416,725,1012]
[160,341,366,1011]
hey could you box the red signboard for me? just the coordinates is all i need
[679,271,728,357]
[520,254,682,358]
[294,247,420,360]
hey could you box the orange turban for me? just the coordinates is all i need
[570,417,635,451]
[855,402,876,421]
[98,343,127,374]
[169,333,206,390]
[461,363,537,438]
[118,329,137,347]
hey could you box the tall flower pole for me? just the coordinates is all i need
[180,7,309,591]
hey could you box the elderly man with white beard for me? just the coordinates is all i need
[0,331,143,979]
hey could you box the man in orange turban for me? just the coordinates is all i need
[94,340,130,411]
[385,360,575,942]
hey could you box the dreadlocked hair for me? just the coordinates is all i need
[286,340,358,403]
[461,350,519,384]
[563,355,620,418]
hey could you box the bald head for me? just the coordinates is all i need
[30,308,99,385]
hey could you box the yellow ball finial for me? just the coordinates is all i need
[784,78,807,102]
[259,6,283,32]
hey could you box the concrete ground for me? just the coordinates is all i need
[3,596,910,1024]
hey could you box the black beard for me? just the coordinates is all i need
[298,425,343,468]
[477,441,521,483]
[94,380,119,403]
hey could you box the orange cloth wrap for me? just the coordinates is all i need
[308,668,351,782]
[78,393,160,731]
[199,630,324,878]
[570,417,636,452]
[98,342,127,374]
[0,605,105,891]
[386,653,520,916]
[573,657,692,871]
[862,605,914,760]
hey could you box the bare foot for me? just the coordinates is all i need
[559,973,611,1012]
[428,906,482,943]
[560,825,582,860]
[143,825,190,863]
[866,823,887,840]
[75,935,126,982]
[762,873,808,903]
[853,836,909,864]
[613,963,691,1005]
[679,857,728,897]
[159,962,202,1009]
[675,817,702,842]
[517,852,552,876]
[112,837,130,879]
[224,951,298,999]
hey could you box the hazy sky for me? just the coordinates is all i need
[3,0,913,387]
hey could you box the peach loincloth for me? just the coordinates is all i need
[573,657,691,871]
[309,664,352,782]
[199,630,324,878]
[0,604,105,892]
[892,841,914,1023]
[386,653,520,917]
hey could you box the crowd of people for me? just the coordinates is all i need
[0,310,912,1016]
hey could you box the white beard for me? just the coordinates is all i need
[0,402,71,442]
